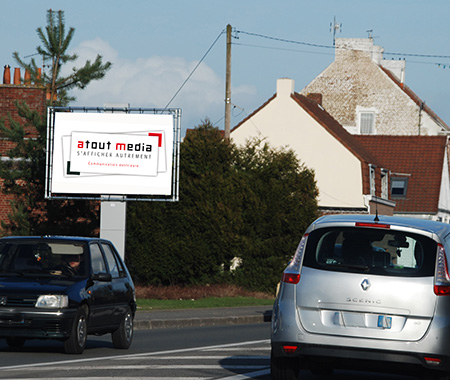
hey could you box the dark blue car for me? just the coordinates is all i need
[0,236,136,354]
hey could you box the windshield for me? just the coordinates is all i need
[0,241,87,277]
[302,227,437,277]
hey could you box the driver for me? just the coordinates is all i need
[64,254,81,276]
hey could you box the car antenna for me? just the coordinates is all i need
[374,203,380,222]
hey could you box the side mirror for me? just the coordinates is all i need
[92,272,112,282]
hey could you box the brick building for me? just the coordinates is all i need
[0,65,46,226]
[300,38,450,136]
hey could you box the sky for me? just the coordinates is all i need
[1,0,450,135]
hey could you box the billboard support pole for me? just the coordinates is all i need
[100,197,127,259]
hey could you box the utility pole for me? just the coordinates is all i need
[224,24,232,142]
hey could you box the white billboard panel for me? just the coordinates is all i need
[49,112,175,196]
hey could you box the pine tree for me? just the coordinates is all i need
[0,9,112,235]
[13,9,112,106]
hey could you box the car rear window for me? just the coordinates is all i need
[302,227,437,277]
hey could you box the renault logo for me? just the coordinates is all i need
[361,279,371,291]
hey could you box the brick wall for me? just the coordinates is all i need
[300,38,440,136]
[0,77,46,231]
[0,84,46,138]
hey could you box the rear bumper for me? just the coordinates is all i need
[272,341,450,373]
[0,308,77,340]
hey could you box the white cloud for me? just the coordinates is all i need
[67,38,255,130]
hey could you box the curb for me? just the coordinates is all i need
[134,312,272,330]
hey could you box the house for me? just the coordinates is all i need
[354,135,450,222]
[231,78,450,221]
[231,78,395,215]
[300,38,450,136]
[0,65,46,224]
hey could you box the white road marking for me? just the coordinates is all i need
[14,364,268,370]
[117,355,269,360]
[5,378,210,380]
[0,339,269,371]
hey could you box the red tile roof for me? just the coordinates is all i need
[354,135,448,214]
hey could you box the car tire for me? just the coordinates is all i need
[111,307,133,349]
[6,337,25,348]
[270,350,300,380]
[64,305,88,354]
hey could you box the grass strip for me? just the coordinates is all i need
[136,296,274,311]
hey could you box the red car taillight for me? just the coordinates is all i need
[434,244,450,296]
[282,345,298,353]
[355,222,391,229]
[281,233,308,285]
[282,273,300,284]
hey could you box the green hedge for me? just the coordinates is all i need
[125,121,319,293]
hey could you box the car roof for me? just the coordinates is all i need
[0,236,110,244]
[309,214,450,239]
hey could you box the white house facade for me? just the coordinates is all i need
[231,78,389,213]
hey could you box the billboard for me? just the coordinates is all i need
[46,108,180,201]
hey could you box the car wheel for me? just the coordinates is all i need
[6,337,25,348]
[270,350,300,380]
[111,307,133,349]
[64,305,88,354]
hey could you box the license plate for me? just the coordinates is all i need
[377,315,392,329]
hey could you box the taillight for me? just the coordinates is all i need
[281,233,309,285]
[434,244,450,296]
[282,345,298,353]
[355,222,390,229]
[282,273,300,284]
[424,356,442,366]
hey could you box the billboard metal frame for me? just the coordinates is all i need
[45,106,181,202]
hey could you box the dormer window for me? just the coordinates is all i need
[391,177,409,198]
[381,169,389,199]
[369,165,376,196]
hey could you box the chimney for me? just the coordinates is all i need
[276,78,295,98]
[13,68,21,85]
[307,93,323,106]
[24,69,31,85]
[3,65,11,84]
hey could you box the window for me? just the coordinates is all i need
[369,165,376,196]
[381,169,389,199]
[391,177,409,198]
[101,243,123,278]
[357,107,377,134]
[90,243,106,274]
[302,227,436,277]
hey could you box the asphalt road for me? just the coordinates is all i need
[0,322,424,380]
[0,323,270,379]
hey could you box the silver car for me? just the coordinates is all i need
[271,214,450,380]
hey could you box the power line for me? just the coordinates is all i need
[163,29,225,110]
[233,42,334,56]
[236,30,333,50]
[235,41,450,69]
[235,29,450,61]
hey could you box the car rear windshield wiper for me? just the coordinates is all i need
[326,263,370,272]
